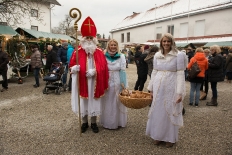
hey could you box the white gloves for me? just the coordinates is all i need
[86,69,96,77]
[71,65,80,74]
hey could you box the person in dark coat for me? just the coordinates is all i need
[206,45,224,106]
[144,45,159,78]
[45,45,57,72]
[134,45,148,91]
[57,42,68,86]
[224,47,232,83]
[0,45,9,92]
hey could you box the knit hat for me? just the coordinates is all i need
[62,42,68,47]
[144,45,149,50]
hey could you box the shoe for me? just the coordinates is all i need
[166,142,174,148]
[189,103,193,106]
[154,140,162,145]
[33,84,39,88]
[1,88,8,92]
[206,97,218,106]
[91,123,99,133]
[195,103,198,107]
[81,123,89,133]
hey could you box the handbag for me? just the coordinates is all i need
[188,58,201,79]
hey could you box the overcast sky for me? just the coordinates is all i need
[51,0,171,37]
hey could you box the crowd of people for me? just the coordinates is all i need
[1,16,231,149]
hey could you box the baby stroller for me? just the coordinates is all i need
[42,62,65,95]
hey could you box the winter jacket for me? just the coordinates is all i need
[0,50,9,71]
[208,53,224,82]
[187,51,194,62]
[45,50,57,69]
[187,52,208,78]
[144,52,156,77]
[134,51,148,77]
[67,44,74,65]
[57,46,67,63]
[30,50,42,69]
[225,53,232,72]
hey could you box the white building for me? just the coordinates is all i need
[0,0,61,33]
[110,0,232,49]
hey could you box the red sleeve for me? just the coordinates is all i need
[69,50,76,68]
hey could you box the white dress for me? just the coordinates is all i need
[71,53,102,117]
[146,50,186,143]
[100,54,128,129]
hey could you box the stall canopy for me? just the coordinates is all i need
[15,27,74,41]
[0,25,18,36]
[204,41,232,47]
[175,43,189,47]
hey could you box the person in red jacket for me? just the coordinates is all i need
[187,48,208,106]
[69,16,109,133]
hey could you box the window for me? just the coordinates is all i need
[179,22,188,38]
[31,9,38,17]
[167,25,174,36]
[127,32,130,42]
[0,22,7,26]
[156,27,162,39]
[121,33,124,43]
[31,26,38,31]
[194,20,205,36]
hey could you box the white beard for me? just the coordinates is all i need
[80,40,97,55]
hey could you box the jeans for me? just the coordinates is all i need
[62,63,68,85]
[33,68,40,86]
[210,82,217,98]
[190,82,202,104]
[134,76,147,91]
[0,70,8,89]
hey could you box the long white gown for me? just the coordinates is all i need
[146,50,186,143]
[71,53,102,117]
[100,54,128,129]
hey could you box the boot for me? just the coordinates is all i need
[200,91,207,100]
[201,94,207,100]
[206,97,218,106]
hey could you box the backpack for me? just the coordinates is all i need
[188,58,201,79]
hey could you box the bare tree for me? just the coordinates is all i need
[51,14,78,37]
[0,0,54,26]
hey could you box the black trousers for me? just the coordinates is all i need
[134,75,147,91]
[200,79,209,94]
[210,82,218,98]
[0,70,8,89]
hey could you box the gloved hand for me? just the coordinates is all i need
[86,69,96,77]
[71,65,80,74]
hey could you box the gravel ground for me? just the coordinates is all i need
[0,64,232,155]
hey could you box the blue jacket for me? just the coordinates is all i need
[67,44,74,64]
[57,46,67,63]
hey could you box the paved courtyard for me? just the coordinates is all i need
[0,64,231,155]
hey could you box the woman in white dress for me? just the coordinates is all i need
[146,33,186,147]
[100,39,128,129]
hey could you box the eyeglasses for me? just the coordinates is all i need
[86,36,93,40]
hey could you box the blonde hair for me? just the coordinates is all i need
[160,33,178,53]
[204,48,210,53]
[106,39,119,53]
[195,47,204,53]
[210,45,221,54]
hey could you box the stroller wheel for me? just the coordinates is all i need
[43,88,48,94]
[56,89,62,95]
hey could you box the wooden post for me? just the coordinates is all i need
[69,8,82,136]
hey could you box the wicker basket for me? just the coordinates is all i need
[119,91,152,109]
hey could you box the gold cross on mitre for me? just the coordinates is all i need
[84,19,94,33]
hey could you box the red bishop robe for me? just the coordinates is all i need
[69,46,109,98]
